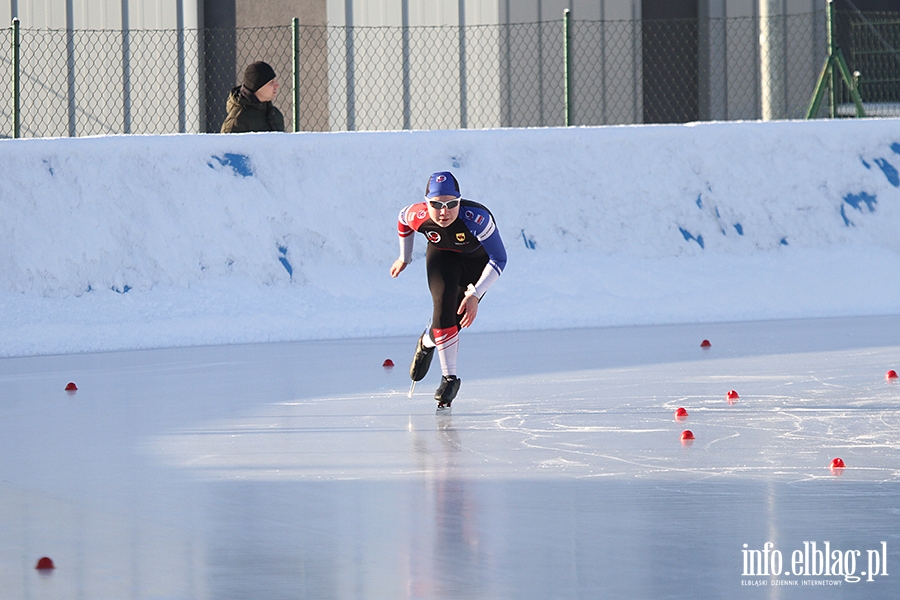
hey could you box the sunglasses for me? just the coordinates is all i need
[428,199,460,210]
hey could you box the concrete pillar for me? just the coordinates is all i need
[759,0,787,120]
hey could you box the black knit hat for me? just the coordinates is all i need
[242,61,276,93]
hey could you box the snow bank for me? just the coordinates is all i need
[1,119,899,356]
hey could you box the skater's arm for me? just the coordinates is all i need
[390,258,408,277]
[460,205,507,299]
[398,232,414,263]
[457,293,478,328]
[392,205,416,277]
[390,235,414,277]
[469,229,507,299]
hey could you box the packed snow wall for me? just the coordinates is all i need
[1,119,899,356]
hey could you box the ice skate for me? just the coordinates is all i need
[409,332,435,382]
[435,375,460,409]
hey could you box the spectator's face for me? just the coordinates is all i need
[256,79,279,102]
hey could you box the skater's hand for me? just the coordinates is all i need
[390,259,408,278]
[457,295,479,328]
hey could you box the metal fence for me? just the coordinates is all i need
[841,10,900,115]
[2,9,898,138]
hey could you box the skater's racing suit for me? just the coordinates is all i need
[397,199,507,330]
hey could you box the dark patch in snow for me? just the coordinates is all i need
[521,230,536,250]
[679,227,704,249]
[874,158,899,187]
[840,205,853,227]
[843,192,877,213]
[208,153,254,177]
[278,245,293,278]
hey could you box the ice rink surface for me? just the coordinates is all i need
[2,316,899,599]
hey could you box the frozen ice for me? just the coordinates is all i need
[2,316,898,598]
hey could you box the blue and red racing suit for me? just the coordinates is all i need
[397,199,507,331]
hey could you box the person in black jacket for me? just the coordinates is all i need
[221,61,285,133]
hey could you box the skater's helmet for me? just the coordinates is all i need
[425,172,460,199]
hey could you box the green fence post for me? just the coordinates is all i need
[807,58,831,118]
[806,0,865,119]
[563,9,572,126]
[292,17,300,133]
[11,17,20,138]
[827,0,837,118]
[835,49,865,117]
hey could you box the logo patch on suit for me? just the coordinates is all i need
[427,231,442,243]
[464,210,474,220]
[456,233,466,242]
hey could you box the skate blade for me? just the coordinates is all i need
[436,403,452,414]
[407,380,416,398]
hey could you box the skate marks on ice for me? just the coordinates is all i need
[459,346,900,482]
[149,343,900,483]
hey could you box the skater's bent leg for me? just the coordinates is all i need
[426,247,465,377]
[421,326,436,349]
[432,326,459,377]
[426,245,464,330]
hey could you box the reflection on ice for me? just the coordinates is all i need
[151,342,900,483]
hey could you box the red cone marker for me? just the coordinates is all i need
[65,382,77,391]
[726,390,739,402]
[36,557,55,570]
[680,430,695,440]
[700,340,711,348]
[886,370,898,380]
[674,407,689,421]
[830,457,845,470]
[382,359,394,368]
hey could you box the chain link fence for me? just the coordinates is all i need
[1,9,898,139]
[839,10,900,116]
